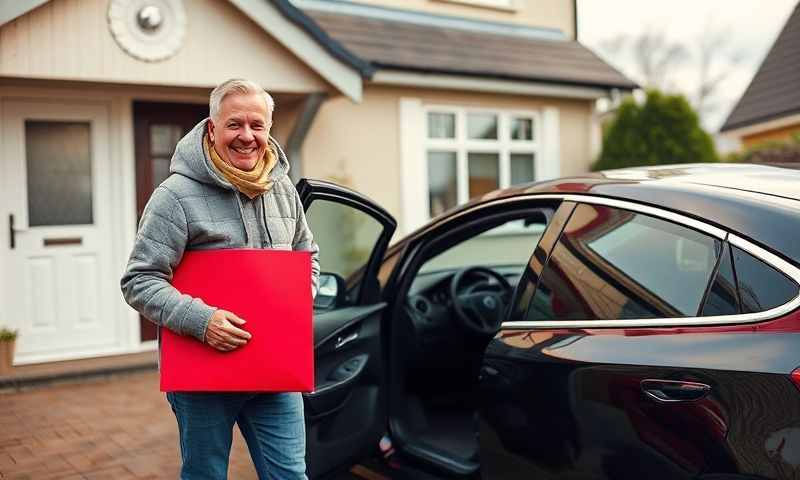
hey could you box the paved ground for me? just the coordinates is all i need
[0,371,298,479]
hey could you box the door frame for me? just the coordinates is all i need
[381,195,564,476]
[132,101,208,342]
[0,84,214,361]
[0,98,120,364]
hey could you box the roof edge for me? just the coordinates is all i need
[720,108,800,134]
[0,0,48,26]
[720,3,800,133]
[270,0,376,78]
[371,62,638,91]
[227,0,368,101]
[373,70,612,99]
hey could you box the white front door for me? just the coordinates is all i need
[1,101,117,364]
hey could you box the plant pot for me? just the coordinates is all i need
[0,340,15,375]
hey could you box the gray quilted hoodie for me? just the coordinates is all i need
[120,119,320,342]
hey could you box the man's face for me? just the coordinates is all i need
[208,93,271,171]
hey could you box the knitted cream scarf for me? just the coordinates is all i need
[203,134,277,199]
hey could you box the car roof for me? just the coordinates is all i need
[434,164,800,265]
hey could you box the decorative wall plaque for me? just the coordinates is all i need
[108,0,187,62]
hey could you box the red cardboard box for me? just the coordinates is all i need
[160,249,314,392]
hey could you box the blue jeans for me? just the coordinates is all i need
[166,392,307,480]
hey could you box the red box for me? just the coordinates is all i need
[160,249,314,392]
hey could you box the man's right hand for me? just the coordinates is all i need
[204,309,252,351]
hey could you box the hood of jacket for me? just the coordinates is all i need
[169,118,290,189]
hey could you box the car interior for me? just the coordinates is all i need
[386,203,557,476]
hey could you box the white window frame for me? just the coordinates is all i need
[424,105,541,221]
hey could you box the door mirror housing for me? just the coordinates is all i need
[315,272,347,310]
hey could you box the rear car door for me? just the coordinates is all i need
[479,198,800,480]
[297,179,396,478]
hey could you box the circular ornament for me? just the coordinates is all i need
[108,0,187,62]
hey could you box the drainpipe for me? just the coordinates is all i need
[286,92,328,183]
[573,0,579,41]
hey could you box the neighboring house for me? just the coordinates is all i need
[720,1,800,150]
[0,0,634,367]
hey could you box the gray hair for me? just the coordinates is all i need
[209,79,275,122]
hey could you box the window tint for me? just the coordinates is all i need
[527,204,720,321]
[732,245,798,313]
[700,242,739,316]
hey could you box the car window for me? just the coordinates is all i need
[527,203,720,321]
[700,242,739,316]
[419,214,550,276]
[305,198,384,306]
[732,245,799,313]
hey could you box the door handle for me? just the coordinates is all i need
[641,379,710,403]
[8,214,15,249]
[334,331,358,350]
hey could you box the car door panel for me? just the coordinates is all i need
[479,200,800,479]
[313,304,387,349]
[297,178,396,478]
[305,305,386,477]
[306,304,386,419]
[482,328,800,479]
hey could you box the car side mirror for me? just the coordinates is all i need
[314,272,347,310]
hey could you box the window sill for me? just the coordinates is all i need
[432,0,517,13]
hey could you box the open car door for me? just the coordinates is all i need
[297,178,397,478]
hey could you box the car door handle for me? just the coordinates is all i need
[641,379,710,403]
[335,331,358,350]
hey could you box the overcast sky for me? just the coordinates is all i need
[577,0,798,133]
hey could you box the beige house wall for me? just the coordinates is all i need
[742,123,800,148]
[0,0,331,93]
[303,84,594,234]
[351,0,575,38]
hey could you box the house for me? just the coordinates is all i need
[0,0,634,370]
[720,2,800,151]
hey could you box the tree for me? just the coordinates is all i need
[595,25,743,129]
[593,90,717,171]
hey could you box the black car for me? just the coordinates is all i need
[297,164,800,480]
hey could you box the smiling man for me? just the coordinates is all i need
[121,78,319,479]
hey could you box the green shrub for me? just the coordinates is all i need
[593,90,717,171]
[0,327,17,342]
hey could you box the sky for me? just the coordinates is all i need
[577,0,798,134]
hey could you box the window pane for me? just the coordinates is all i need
[305,199,384,305]
[467,113,498,140]
[733,246,798,313]
[468,152,499,198]
[150,124,183,156]
[428,151,458,217]
[26,121,93,226]
[527,204,720,321]
[701,242,739,316]
[511,117,534,141]
[420,211,551,274]
[428,112,455,139]
[510,153,535,185]
[152,157,171,191]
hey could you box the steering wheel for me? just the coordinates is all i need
[450,266,512,336]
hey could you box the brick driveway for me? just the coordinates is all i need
[0,371,265,479]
